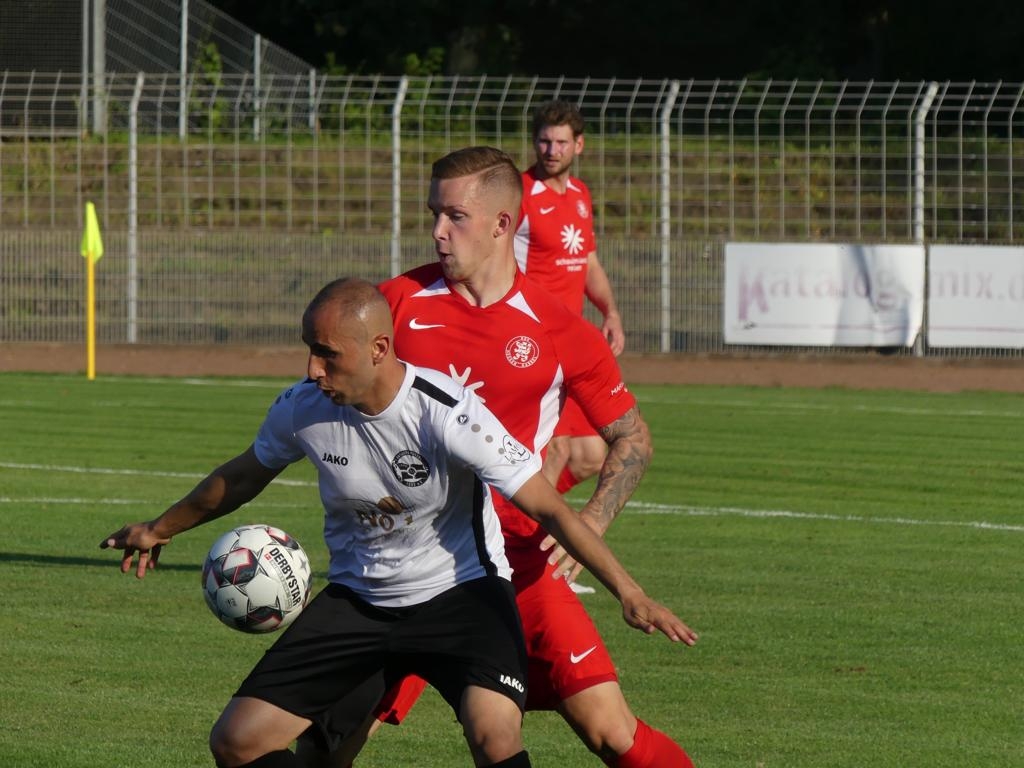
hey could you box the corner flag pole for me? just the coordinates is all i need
[81,202,104,380]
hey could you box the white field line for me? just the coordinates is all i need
[4,374,294,389]
[605,499,1024,533]
[2,460,1021,533]
[637,396,1024,420]
[0,461,313,487]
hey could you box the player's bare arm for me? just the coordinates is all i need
[539,405,651,579]
[586,405,652,531]
[511,474,697,645]
[99,446,283,579]
[583,253,625,355]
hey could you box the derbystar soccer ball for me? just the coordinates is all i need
[202,524,313,634]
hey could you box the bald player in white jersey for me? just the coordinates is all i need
[100,277,696,768]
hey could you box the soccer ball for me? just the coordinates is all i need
[202,524,313,634]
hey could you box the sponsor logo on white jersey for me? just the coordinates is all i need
[390,450,429,486]
[504,335,540,369]
[500,434,532,464]
[409,318,445,330]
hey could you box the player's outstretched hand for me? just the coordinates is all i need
[99,521,171,580]
[620,592,698,645]
[540,533,585,584]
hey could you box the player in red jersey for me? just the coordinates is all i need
[514,100,625,499]
[296,147,697,768]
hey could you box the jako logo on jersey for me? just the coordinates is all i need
[500,435,532,464]
[322,452,348,466]
[505,336,540,368]
[391,450,430,486]
[500,674,525,692]
[576,200,589,219]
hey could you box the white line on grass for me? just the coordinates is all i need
[0,496,315,509]
[0,461,314,487]
[2,460,1021,533]
[603,499,1024,533]
[636,396,1024,420]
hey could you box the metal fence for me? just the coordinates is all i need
[3,74,1024,240]
[2,73,1024,358]
[0,0,314,136]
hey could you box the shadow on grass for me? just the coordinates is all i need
[0,551,200,572]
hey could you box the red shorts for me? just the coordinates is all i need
[374,536,617,720]
[553,396,600,439]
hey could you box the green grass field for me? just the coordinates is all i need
[1,372,1021,767]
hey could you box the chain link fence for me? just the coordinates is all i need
[2,68,1023,357]
[3,74,1023,242]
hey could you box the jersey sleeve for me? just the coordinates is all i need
[444,387,542,501]
[580,181,597,253]
[554,314,636,429]
[252,382,308,469]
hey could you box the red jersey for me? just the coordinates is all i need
[513,167,596,314]
[380,264,634,541]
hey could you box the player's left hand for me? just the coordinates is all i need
[99,521,171,579]
[620,593,699,645]
[540,533,584,583]
[602,314,626,356]
[540,510,604,582]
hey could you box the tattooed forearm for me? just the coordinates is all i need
[585,406,653,532]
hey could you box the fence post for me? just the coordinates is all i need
[128,72,145,343]
[92,0,106,135]
[659,80,680,353]
[779,80,797,237]
[914,82,938,243]
[981,82,1001,240]
[391,76,409,277]
[179,0,188,140]
[1007,84,1024,241]
[855,81,874,238]
[80,0,89,131]
[253,34,262,140]
[754,80,772,237]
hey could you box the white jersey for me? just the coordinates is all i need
[253,363,540,608]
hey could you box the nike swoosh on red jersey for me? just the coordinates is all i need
[539,206,556,214]
[409,318,445,330]
[569,646,597,664]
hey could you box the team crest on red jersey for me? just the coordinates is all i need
[576,200,589,219]
[505,336,540,368]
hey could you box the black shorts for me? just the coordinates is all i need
[234,575,527,748]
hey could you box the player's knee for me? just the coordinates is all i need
[559,687,637,761]
[578,715,636,761]
[463,716,523,765]
[209,720,250,767]
[460,690,525,765]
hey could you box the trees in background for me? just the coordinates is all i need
[211,0,1024,81]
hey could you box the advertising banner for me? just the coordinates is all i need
[928,245,1024,348]
[724,243,926,347]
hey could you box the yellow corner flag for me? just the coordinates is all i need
[81,202,103,380]
[81,201,104,263]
